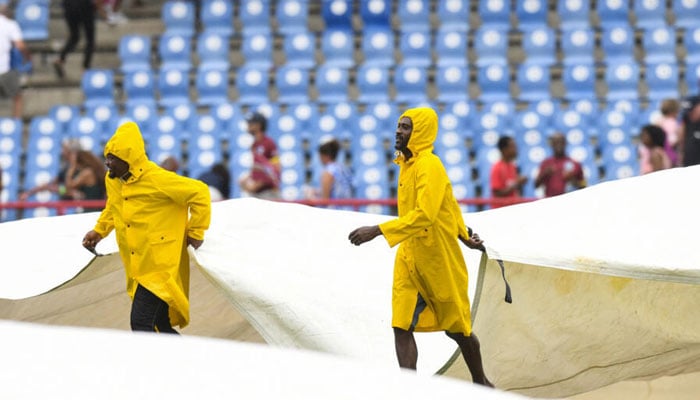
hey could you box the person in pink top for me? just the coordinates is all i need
[653,98,681,167]
[534,133,586,197]
[639,124,671,173]
[489,136,527,208]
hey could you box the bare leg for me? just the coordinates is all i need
[12,93,22,119]
[446,331,493,387]
[394,327,418,370]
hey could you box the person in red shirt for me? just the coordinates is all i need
[490,136,527,207]
[238,112,281,199]
[534,133,586,197]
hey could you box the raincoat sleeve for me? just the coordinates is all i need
[161,173,211,241]
[379,157,447,248]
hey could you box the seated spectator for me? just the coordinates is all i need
[653,98,681,167]
[160,156,180,173]
[306,139,354,209]
[639,124,671,174]
[19,140,81,201]
[64,149,106,211]
[238,112,281,199]
[198,162,230,201]
[679,94,700,166]
[0,4,31,118]
[534,133,586,197]
[490,136,527,208]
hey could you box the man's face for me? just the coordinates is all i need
[395,116,413,152]
[550,134,566,156]
[105,153,129,179]
[247,122,263,136]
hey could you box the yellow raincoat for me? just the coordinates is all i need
[93,122,211,328]
[379,108,473,335]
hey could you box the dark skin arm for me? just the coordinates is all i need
[459,232,485,251]
[348,225,382,246]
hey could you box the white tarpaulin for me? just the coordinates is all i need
[2,166,700,398]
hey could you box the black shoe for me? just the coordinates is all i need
[52,61,64,79]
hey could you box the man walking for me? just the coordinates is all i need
[348,107,492,386]
[82,121,211,334]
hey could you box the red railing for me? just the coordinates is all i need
[0,197,536,217]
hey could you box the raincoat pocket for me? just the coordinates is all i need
[148,230,178,268]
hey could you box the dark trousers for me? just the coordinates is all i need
[59,0,96,68]
[130,284,179,334]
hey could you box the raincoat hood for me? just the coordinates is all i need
[104,122,149,171]
[400,107,438,160]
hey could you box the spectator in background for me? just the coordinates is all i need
[53,0,103,78]
[0,4,30,118]
[639,124,671,174]
[490,136,527,207]
[104,0,128,25]
[159,155,180,173]
[654,98,681,167]
[306,139,354,208]
[678,94,700,167]
[198,162,231,201]
[64,149,106,211]
[238,112,281,199]
[19,139,82,201]
[534,133,586,197]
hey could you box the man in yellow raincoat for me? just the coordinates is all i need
[348,107,492,386]
[82,121,211,334]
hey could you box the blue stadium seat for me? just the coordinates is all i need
[473,27,509,67]
[642,26,677,64]
[436,0,469,31]
[471,112,507,148]
[521,27,556,66]
[239,0,271,36]
[359,0,390,28]
[684,27,700,66]
[235,65,270,105]
[396,0,431,32]
[633,0,667,29]
[195,66,230,106]
[645,61,679,100]
[554,109,590,137]
[477,63,511,101]
[353,164,391,214]
[157,67,191,107]
[158,32,192,71]
[393,65,428,103]
[288,103,319,138]
[361,27,394,67]
[270,114,304,144]
[149,122,184,169]
[276,0,310,34]
[483,99,516,120]
[327,101,356,140]
[435,132,468,166]
[279,151,306,200]
[321,0,352,31]
[516,63,550,101]
[123,69,156,108]
[66,115,102,153]
[602,144,639,181]
[560,28,596,66]
[196,32,231,70]
[672,0,700,29]
[151,113,183,147]
[210,102,242,131]
[162,0,195,37]
[275,65,310,104]
[124,103,158,136]
[525,98,561,125]
[321,29,354,68]
[48,104,78,134]
[512,111,547,145]
[311,113,342,147]
[569,98,597,125]
[240,32,274,69]
[596,0,630,26]
[85,104,118,136]
[82,69,115,108]
[365,101,399,136]
[200,0,234,37]
[557,0,591,28]
[604,62,640,101]
[568,142,596,165]
[435,28,467,67]
[597,108,634,148]
[442,99,476,133]
[282,32,316,69]
[608,99,640,122]
[398,30,432,67]
[477,0,511,29]
[435,66,469,102]
[687,62,700,92]
[315,65,349,103]
[190,113,223,141]
[118,35,151,73]
[15,0,49,41]
[600,24,636,64]
[562,64,597,100]
[515,0,548,29]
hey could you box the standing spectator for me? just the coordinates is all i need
[639,124,671,174]
[19,139,81,201]
[198,162,231,201]
[348,107,492,387]
[53,0,102,78]
[534,133,586,197]
[490,136,527,208]
[238,112,281,199]
[0,4,30,118]
[64,149,106,211]
[678,95,700,167]
[306,139,354,208]
[82,121,211,334]
[653,98,681,167]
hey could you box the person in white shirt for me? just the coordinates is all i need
[0,5,30,118]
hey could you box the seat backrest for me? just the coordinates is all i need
[239,0,271,35]
[560,27,595,66]
[604,62,640,100]
[321,0,352,31]
[158,32,192,71]
[397,30,432,67]
[162,0,195,37]
[436,0,469,31]
[235,65,270,105]
[684,27,700,65]
[393,65,428,103]
[157,67,191,107]
[396,0,431,32]
[240,32,274,68]
[434,28,467,67]
[516,63,551,101]
[196,32,231,70]
[195,66,230,106]
[320,29,354,68]
[274,65,310,104]
[562,64,597,99]
[596,0,630,26]
[123,69,156,106]
[315,65,349,103]
[356,65,390,103]
[633,0,667,29]
[476,63,511,101]
[359,0,390,29]
[276,0,310,34]
[477,0,511,29]
[282,32,316,69]
[434,66,469,102]
[361,27,395,67]
[200,0,234,36]
[515,0,548,29]
[600,23,636,63]
[556,0,591,28]
[82,69,115,107]
[642,26,677,63]
[118,35,151,73]
[645,61,679,100]
[15,1,49,41]
[521,27,556,66]
[473,27,509,66]
[672,0,700,29]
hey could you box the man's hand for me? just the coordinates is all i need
[348,225,382,246]
[187,237,204,249]
[82,230,103,251]
[460,232,485,251]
